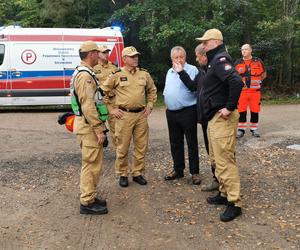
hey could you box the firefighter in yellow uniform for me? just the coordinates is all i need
[72,41,108,215]
[94,45,118,147]
[94,45,118,84]
[102,46,157,187]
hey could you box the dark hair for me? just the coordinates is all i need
[79,51,89,60]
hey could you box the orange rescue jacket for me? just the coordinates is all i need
[235,57,265,90]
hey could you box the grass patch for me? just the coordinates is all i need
[154,91,165,107]
[262,91,300,105]
[262,96,300,105]
[154,91,300,108]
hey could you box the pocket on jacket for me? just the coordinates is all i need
[138,80,146,86]
[120,81,130,87]
[82,146,99,163]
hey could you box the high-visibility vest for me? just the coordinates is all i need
[235,57,265,89]
[70,66,108,122]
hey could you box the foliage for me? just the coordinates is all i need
[0,0,299,92]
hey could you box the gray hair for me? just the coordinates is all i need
[170,46,186,58]
[195,44,206,55]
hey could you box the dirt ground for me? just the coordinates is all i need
[0,104,299,250]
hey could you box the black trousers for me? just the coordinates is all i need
[239,111,259,124]
[166,105,199,175]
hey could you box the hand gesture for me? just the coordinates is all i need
[172,62,183,73]
[111,108,124,119]
[143,107,152,117]
[218,108,231,120]
[97,132,106,145]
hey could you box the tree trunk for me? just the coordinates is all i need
[280,0,299,85]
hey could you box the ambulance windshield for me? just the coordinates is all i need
[0,45,4,66]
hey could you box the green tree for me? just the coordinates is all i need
[39,0,115,27]
[254,0,300,90]
[0,0,299,92]
[16,0,42,27]
[0,1,21,26]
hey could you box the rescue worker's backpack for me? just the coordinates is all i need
[70,66,108,122]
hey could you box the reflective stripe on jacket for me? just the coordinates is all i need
[235,57,265,89]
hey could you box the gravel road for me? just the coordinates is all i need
[0,105,299,250]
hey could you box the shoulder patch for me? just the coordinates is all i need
[78,71,91,78]
[112,69,122,74]
[86,79,92,84]
[219,57,226,62]
[120,77,128,81]
[140,68,148,72]
[224,64,232,71]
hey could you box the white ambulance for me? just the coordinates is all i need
[0,26,124,106]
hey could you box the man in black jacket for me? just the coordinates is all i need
[173,44,219,192]
[196,28,243,222]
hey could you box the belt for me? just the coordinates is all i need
[119,107,144,113]
[168,104,196,113]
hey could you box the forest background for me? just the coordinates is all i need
[1,0,299,97]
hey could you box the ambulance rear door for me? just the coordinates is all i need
[0,42,9,105]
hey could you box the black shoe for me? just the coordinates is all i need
[95,197,107,207]
[164,170,184,181]
[250,129,260,137]
[119,176,128,187]
[192,174,201,185]
[207,193,228,205]
[220,202,242,222]
[133,175,147,185]
[80,202,108,215]
[236,129,245,138]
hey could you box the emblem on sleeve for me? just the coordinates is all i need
[86,80,92,84]
[224,64,232,71]
[120,77,128,81]
[219,57,226,62]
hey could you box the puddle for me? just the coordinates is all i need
[286,144,300,150]
[243,137,284,149]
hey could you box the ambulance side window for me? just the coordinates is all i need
[0,44,4,66]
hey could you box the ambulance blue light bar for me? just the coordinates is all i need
[111,26,121,31]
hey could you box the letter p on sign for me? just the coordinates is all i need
[21,50,37,65]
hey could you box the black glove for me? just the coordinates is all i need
[103,135,109,148]
[103,128,109,148]
[57,112,74,125]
